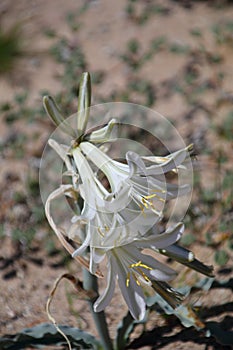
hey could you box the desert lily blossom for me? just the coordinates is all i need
[91,222,214,320]
[76,141,190,227]
[43,74,215,329]
[93,222,185,320]
[70,146,162,253]
[69,140,192,253]
[45,139,213,321]
[47,137,192,253]
[79,141,191,197]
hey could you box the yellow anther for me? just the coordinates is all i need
[139,204,147,218]
[126,272,130,287]
[144,194,157,200]
[136,268,151,283]
[141,197,149,209]
[153,194,166,203]
[129,261,152,270]
[104,225,110,232]
[98,227,105,237]
[126,261,153,287]
[98,225,110,237]
[132,272,141,286]
[129,260,142,268]
[142,195,164,210]
[145,192,166,203]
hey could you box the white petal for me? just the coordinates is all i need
[89,248,106,274]
[120,208,160,237]
[143,149,188,175]
[73,148,109,200]
[165,183,191,199]
[80,142,128,192]
[113,257,146,320]
[87,119,118,143]
[68,220,86,242]
[119,273,146,320]
[126,151,146,178]
[94,256,116,312]
[121,245,176,279]
[48,139,69,158]
[149,268,176,281]
[79,187,96,220]
[72,223,91,257]
[139,222,184,249]
[92,247,106,263]
[104,183,132,212]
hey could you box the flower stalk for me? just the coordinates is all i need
[77,71,91,136]
[82,268,113,350]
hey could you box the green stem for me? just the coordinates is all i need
[82,268,113,350]
[77,72,91,136]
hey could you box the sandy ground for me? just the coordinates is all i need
[0,1,233,349]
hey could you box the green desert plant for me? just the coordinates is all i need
[0,23,23,74]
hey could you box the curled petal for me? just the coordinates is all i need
[85,119,119,144]
[45,185,102,276]
[138,222,184,249]
[72,223,91,257]
[112,253,146,320]
[126,151,147,178]
[94,256,116,312]
[142,148,188,175]
[104,184,132,213]
[89,248,106,275]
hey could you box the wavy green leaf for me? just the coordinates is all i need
[115,311,146,350]
[0,323,102,350]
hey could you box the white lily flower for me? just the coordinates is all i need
[69,139,192,253]
[52,137,191,256]
[80,141,190,197]
[93,222,185,320]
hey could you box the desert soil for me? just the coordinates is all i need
[0,1,233,349]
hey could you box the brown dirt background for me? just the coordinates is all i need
[0,1,233,349]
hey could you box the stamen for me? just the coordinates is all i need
[132,272,141,286]
[152,189,167,194]
[126,261,154,287]
[136,267,151,283]
[98,225,110,238]
[141,197,149,209]
[144,194,156,200]
[104,225,110,232]
[130,261,152,270]
[98,227,105,237]
[144,192,166,203]
[154,193,166,203]
[141,196,163,216]
[139,203,145,212]
[126,272,130,287]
